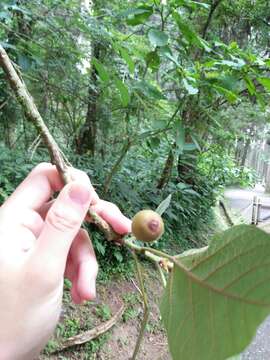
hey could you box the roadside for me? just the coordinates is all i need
[224,185,270,360]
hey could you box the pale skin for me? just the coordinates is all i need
[0,163,131,360]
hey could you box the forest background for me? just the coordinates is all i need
[1,0,270,358]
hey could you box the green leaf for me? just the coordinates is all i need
[124,6,153,26]
[145,51,161,71]
[175,120,185,154]
[156,195,172,216]
[114,251,123,262]
[258,77,270,92]
[148,29,169,47]
[244,76,256,96]
[218,58,246,69]
[189,1,210,9]
[95,241,106,256]
[118,46,135,74]
[160,225,270,360]
[183,143,198,151]
[183,78,198,95]
[134,80,165,100]
[173,13,211,52]
[115,78,130,107]
[177,182,191,191]
[92,58,109,83]
[213,85,238,103]
[159,46,180,67]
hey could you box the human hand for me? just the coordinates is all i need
[0,163,131,360]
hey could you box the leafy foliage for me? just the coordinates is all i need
[1,1,270,358]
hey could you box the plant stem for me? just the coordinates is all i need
[131,251,150,360]
[124,237,174,263]
[104,139,132,194]
[156,262,167,288]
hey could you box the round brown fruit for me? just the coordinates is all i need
[131,210,164,243]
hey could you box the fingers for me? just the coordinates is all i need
[38,200,55,220]
[3,163,95,214]
[65,229,98,304]
[35,182,92,270]
[2,163,63,213]
[91,200,132,235]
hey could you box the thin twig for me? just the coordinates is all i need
[0,99,8,111]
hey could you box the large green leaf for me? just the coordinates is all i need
[183,78,198,95]
[117,45,135,74]
[156,195,172,216]
[148,29,169,47]
[124,6,153,26]
[175,120,185,154]
[145,51,161,71]
[134,80,165,100]
[173,12,211,52]
[115,78,130,107]
[92,58,110,83]
[258,77,270,92]
[213,85,238,103]
[160,225,270,360]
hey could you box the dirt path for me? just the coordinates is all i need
[40,265,171,360]
[225,186,270,360]
[224,185,270,224]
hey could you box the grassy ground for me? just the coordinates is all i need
[40,263,171,360]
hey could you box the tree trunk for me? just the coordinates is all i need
[76,43,101,155]
[157,149,174,189]
[240,138,251,167]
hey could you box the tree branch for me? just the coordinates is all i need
[201,0,223,40]
[0,44,119,241]
[0,44,176,265]
[52,303,125,353]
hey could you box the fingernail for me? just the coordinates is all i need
[69,183,91,205]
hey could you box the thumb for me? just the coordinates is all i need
[36,182,91,269]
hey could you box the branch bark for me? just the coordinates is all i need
[53,303,125,353]
[201,0,223,40]
[0,44,176,267]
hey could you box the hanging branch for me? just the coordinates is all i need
[0,44,119,241]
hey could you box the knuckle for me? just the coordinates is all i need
[47,207,81,232]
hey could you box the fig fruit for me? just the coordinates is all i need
[131,210,164,243]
